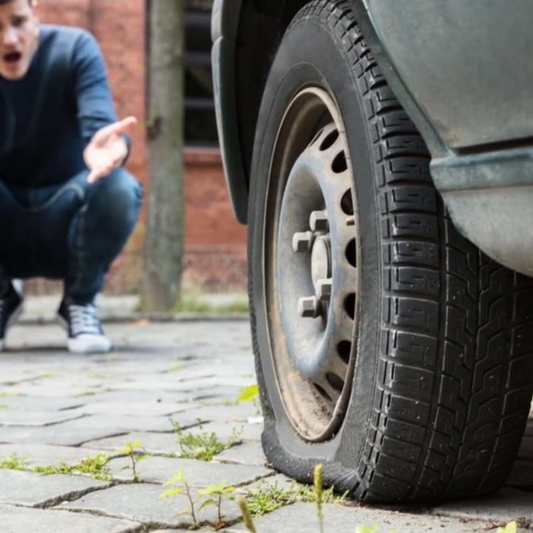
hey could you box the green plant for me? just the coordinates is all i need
[236,384,259,403]
[243,479,345,518]
[173,291,249,315]
[165,362,188,373]
[0,453,29,470]
[198,480,236,527]
[160,469,200,528]
[173,296,211,314]
[496,522,517,533]
[314,464,324,533]
[33,454,112,481]
[237,496,257,533]
[0,404,9,409]
[172,422,241,461]
[117,440,147,482]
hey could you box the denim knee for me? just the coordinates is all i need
[88,168,143,222]
[90,168,143,215]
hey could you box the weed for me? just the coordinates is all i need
[165,362,188,373]
[160,469,200,528]
[198,480,235,527]
[161,469,236,530]
[0,404,9,409]
[314,464,324,533]
[497,523,517,533]
[0,453,29,470]
[236,384,259,403]
[73,390,97,398]
[172,422,241,461]
[243,479,345,518]
[117,440,147,482]
[33,454,112,481]
[173,292,249,315]
[237,496,257,533]
[0,450,111,481]
[173,297,211,314]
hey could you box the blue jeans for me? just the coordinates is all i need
[0,168,143,304]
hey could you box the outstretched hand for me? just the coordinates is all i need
[84,116,137,184]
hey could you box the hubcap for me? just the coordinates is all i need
[265,87,361,442]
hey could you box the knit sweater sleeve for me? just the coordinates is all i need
[71,31,131,160]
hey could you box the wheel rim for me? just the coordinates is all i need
[264,87,361,442]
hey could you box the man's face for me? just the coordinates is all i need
[0,0,39,81]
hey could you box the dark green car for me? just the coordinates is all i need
[212,0,533,503]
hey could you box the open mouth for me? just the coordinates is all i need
[3,52,22,64]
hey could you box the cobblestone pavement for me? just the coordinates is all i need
[0,318,532,532]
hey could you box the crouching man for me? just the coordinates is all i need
[0,0,143,353]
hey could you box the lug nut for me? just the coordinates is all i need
[310,210,329,232]
[316,278,332,302]
[292,231,315,253]
[298,296,321,318]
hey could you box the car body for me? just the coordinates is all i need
[212,0,533,276]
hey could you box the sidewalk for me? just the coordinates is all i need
[19,293,249,323]
[0,319,531,532]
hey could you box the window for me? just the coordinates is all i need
[185,0,218,147]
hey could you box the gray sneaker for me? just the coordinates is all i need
[58,299,112,354]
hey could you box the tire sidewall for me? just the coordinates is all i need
[249,15,383,476]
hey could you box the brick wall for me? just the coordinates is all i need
[31,0,247,295]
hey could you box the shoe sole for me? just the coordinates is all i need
[67,338,113,354]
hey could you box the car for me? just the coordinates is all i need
[211,0,533,503]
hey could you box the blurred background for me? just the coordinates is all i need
[27,0,247,303]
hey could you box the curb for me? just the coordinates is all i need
[18,312,250,326]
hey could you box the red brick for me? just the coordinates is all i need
[30,1,247,295]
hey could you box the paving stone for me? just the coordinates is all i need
[0,396,82,411]
[60,483,241,529]
[434,488,533,524]
[0,409,83,427]
[0,504,140,532]
[186,421,262,441]
[235,473,302,496]
[0,368,47,385]
[214,442,267,466]
[0,383,107,397]
[77,400,196,417]
[82,431,181,455]
[106,455,273,486]
[190,404,262,424]
[0,443,108,467]
[150,531,213,533]
[0,424,130,446]
[44,413,203,434]
[105,380,217,393]
[73,390,201,404]
[225,502,491,533]
[0,469,110,506]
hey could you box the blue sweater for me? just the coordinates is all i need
[0,25,126,188]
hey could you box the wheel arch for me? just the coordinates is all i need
[214,0,376,223]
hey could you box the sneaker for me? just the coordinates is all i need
[58,299,112,354]
[0,284,23,351]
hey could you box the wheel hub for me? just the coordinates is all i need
[267,87,361,441]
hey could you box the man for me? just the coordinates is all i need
[0,0,143,353]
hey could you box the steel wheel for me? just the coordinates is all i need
[264,88,361,442]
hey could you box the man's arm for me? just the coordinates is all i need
[72,31,136,183]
